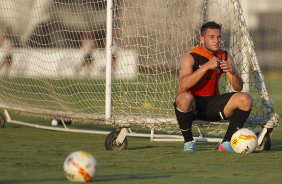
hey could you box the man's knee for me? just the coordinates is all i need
[234,92,252,111]
[175,92,195,112]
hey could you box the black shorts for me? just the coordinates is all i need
[194,92,235,121]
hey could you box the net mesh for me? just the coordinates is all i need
[0,0,278,134]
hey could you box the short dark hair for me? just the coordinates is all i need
[200,21,222,36]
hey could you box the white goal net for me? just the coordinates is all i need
[0,0,278,134]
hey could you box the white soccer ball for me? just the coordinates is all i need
[231,128,258,153]
[64,151,97,182]
[51,119,58,126]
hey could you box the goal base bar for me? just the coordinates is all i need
[4,109,222,143]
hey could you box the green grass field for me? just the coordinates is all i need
[0,72,281,184]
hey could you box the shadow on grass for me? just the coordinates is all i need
[0,174,172,183]
[0,177,65,184]
[269,140,282,151]
[126,143,183,150]
[94,173,173,182]
[126,145,154,150]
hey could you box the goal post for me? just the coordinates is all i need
[0,0,279,142]
[105,0,114,119]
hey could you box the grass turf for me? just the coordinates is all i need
[1,124,282,184]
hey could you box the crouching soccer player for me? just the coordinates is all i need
[174,21,252,153]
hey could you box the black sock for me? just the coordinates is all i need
[222,108,250,142]
[174,104,194,142]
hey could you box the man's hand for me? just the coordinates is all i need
[206,57,220,70]
[219,59,236,75]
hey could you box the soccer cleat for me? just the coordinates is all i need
[218,141,234,152]
[183,141,196,153]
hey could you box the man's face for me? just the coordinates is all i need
[201,28,221,53]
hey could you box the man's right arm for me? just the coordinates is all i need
[179,53,219,91]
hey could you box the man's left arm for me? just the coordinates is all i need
[219,53,243,92]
